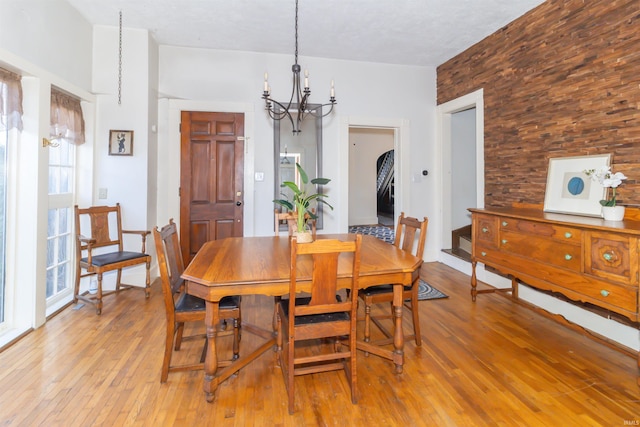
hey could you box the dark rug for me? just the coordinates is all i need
[417,280,448,300]
[349,225,448,300]
[348,225,395,244]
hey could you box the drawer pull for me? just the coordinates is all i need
[564,254,572,261]
[602,251,616,262]
[502,221,508,227]
[501,239,508,245]
[564,232,572,238]
[482,227,488,233]
[600,289,610,297]
[481,251,487,257]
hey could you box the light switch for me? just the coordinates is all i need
[255,172,265,181]
[98,188,108,199]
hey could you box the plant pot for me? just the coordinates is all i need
[602,205,625,221]
[294,231,314,243]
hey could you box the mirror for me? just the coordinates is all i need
[274,103,324,232]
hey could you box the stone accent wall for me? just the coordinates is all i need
[437,0,640,208]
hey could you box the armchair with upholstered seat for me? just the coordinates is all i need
[74,203,151,314]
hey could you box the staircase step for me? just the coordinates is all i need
[459,235,472,254]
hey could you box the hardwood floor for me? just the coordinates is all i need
[1,262,639,426]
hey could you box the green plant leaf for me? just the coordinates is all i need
[311,177,331,185]
[296,163,309,185]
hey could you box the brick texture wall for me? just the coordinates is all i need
[437,0,640,208]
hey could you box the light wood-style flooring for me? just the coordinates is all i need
[1,262,639,426]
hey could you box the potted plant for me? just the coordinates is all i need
[273,163,333,242]
[584,165,628,221]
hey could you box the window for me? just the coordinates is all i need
[0,68,23,325]
[46,89,84,310]
[46,137,74,302]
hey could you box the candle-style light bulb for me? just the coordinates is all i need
[304,70,309,89]
[330,80,335,98]
[264,72,269,93]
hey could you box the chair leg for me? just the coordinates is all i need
[363,297,371,343]
[161,321,175,383]
[144,259,151,298]
[73,266,82,303]
[115,269,122,292]
[174,322,185,350]
[95,273,104,315]
[350,331,358,404]
[287,338,295,414]
[411,285,422,347]
[232,318,240,360]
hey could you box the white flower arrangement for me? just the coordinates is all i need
[584,165,627,207]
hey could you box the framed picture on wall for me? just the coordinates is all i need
[543,154,610,217]
[109,130,134,156]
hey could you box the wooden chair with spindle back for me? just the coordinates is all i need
[74,203,151,314]
[358,212,428,347]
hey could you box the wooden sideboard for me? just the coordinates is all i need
[469,207,640,383]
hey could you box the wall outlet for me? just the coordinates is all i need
[98,188,108,199]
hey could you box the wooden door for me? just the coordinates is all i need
[180,111,244,263]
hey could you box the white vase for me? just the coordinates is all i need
[602,206,625,221]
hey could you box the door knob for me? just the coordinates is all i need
[236,201,242,206]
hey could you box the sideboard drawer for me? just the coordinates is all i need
[500,218,582,243]
[586,232,639,286]
[572,279,638,314]
[500,230,581,272]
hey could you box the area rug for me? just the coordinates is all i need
[348,225,395,244]
[417,280,448,300]
[349,226,448,300]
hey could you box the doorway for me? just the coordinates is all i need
[436,89,484,261]
[348,127,395,227]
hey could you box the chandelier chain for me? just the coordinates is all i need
[118,10,123,105]
[294,0,299,65]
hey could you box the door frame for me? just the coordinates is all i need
[339,116,410,232]
[436,88,485,251]
[162,100,255,236]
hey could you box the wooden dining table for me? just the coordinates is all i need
[181,233,423,402]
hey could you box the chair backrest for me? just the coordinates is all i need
[274,209,317,237]
[153,219,186,315]
[75,204,125,253]
[393,212,428,259]
[288,234,362,318]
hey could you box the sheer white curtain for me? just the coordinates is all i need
[0,68,23,132]
[50,89,85,145]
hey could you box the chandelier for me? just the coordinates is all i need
[262,0,336,134]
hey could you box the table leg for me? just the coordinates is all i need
[204,301,220,402]
[392,283,405,374]
[471,260,478,301]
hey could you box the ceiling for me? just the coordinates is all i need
[65,0,545,67]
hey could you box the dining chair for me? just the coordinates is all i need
[276,234,362,414]
[358,212,428,346]
[274,208,317,237]
[74,203,151,315]
[272,208,317,331]
[153,219,241,383]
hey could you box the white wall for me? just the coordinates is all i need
[157,46,438,256]
[0,0,92,90]
[451,108,476,229]
[348,128,394,226]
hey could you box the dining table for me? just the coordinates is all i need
[181,233,423,402]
